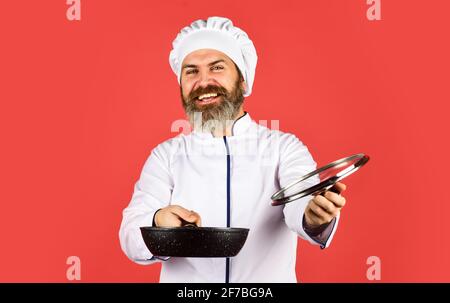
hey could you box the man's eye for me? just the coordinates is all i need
[211,65,224,71]
[186,69,198,75]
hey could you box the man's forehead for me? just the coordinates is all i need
[182,49,233,67]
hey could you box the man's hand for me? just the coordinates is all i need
[154,205,202,227]
[304,182,347,229]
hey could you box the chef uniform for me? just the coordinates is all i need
[119,17,339,283]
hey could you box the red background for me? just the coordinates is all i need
[0,0,449,282]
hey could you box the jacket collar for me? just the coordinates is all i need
[231,111,251,136]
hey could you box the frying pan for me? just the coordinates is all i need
[140,224,249,258]
[140,153,369,258]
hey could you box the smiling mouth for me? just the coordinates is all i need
[195,93,222,105]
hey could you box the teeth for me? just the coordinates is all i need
[198,93,218,100]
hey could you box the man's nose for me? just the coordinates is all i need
[196,69,216,88]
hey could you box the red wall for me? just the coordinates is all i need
[0,0,449,282]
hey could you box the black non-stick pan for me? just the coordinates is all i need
[140,225,249,258]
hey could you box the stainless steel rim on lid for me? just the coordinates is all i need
[271,153,370,206]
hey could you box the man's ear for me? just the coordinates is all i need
[241,80,247,92]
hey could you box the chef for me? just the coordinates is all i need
[119,16,347,283]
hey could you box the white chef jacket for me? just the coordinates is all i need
[119,112,339,283]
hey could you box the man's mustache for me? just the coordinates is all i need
[188,85,229,103]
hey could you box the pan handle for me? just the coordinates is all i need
[320,184,341,196]
[180,219,198,228]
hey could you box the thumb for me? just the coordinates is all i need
[334,182,347,193]
[170,206,201,225]
[184,210,202,227]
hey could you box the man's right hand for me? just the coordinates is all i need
[154,205,202,227]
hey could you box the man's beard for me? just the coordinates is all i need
[181,78,245,134]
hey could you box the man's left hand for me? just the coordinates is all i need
[304,182,347,229]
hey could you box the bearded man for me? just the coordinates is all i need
[119,16,347,283]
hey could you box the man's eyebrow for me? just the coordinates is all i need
[182,59,227,70]
[207,59,226,66]
[182,64,197,70]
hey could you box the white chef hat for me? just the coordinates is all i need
[169,16,258,97]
